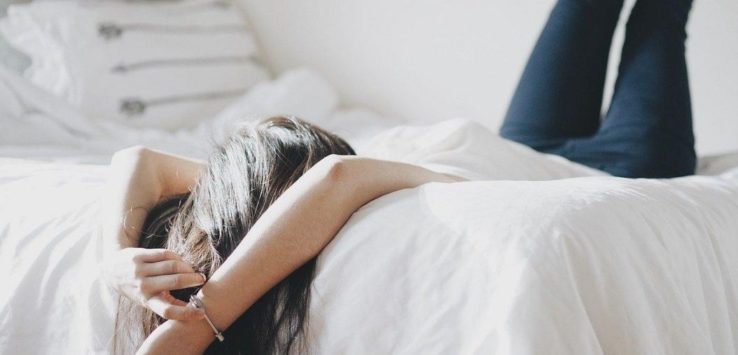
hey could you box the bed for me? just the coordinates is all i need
[1,1,738,354]
[3,116,738,354]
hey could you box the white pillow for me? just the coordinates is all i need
[0,0,270,130]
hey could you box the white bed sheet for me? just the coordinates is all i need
[2,65,738,354]
[2,119,738,354]
[309,176,738,354]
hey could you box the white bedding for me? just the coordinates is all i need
[311,178,738,354]
[2,66,738,354]
[2,120,738,354]
[0,65,401,164]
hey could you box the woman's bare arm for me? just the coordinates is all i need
[102,146,209,320]
[137,155,463,354]
[103,146,205,251]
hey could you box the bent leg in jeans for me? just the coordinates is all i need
[500,0,696,178]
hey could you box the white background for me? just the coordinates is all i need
[238,0,737,155]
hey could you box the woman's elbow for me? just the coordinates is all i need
[111,145,153,167]
[315,154,351,184]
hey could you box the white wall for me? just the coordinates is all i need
[238,0,738,155]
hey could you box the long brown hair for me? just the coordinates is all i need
[114,116,355,354]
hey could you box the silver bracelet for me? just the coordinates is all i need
[189,294,225,342]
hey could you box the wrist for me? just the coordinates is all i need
[171,319,215,350]
[138,319,214,355]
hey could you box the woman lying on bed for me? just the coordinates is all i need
[103,0,696,353]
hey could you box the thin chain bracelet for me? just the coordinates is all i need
[188,294,225,342]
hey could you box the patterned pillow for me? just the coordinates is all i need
[0,0,270,130]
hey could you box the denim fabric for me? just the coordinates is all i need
[500,0,696,178]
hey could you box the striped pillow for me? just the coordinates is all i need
[0,0,270,130]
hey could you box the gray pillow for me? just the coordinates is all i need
[0,0,29,73]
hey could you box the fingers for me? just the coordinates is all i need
[135,248,182,263]
[148,293,205,321]
[159,291,189,307]
[141,273,206,295]
[141,259,196,276]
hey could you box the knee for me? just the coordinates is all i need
[611,141,696,178]
[499,126,540,150]
[499,127,568,153]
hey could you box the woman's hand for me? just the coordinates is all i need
[101,146,207,320]
[103,247,207,321]
[103,248,205,321]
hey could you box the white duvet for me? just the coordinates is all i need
[1,66,738,355]
[2,119,738,354]
[312,177,738,354]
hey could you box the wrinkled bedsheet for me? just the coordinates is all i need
[309,176,738,354]
[2,119,738,354]
[2,60,738,354]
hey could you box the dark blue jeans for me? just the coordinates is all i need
[500,0,696,178]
